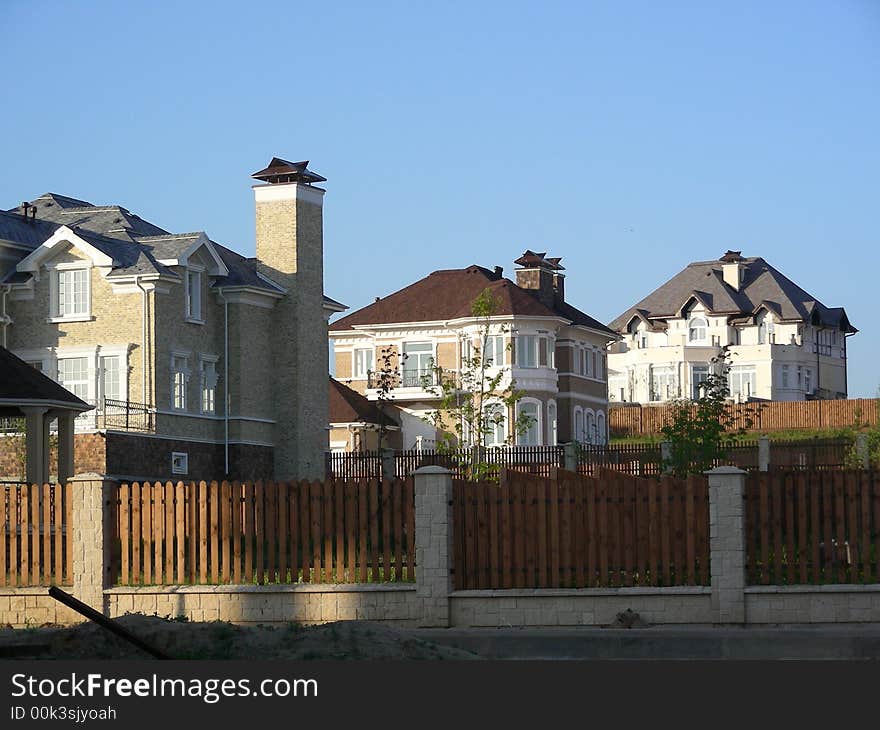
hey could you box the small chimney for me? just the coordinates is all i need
[493,265,503,279]
[513,250,564,310]
[720,250,746,291]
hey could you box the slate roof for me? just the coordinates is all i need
[0,193,283,293]
[609,254,857,333]
[329,377,398,427]
[0,346,92,414]
[329,264,617,337]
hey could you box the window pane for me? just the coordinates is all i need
[57,357,89,400]
[100,356,120,401]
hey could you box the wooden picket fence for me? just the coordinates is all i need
[452,468,709,590]
[114,479,415,586]
[0,483,73,587]
[746,470,880,585]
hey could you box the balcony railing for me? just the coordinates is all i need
[367,367,458,391]
[0,398,156,434]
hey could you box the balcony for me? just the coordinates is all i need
[0,398,156,435]
[365,367,458,400]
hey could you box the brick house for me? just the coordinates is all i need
[0,157,345,481]
[329,251,618,449]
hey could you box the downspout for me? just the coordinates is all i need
[218,288,229,475]
[0,284,10,348]
[135,278,149,408]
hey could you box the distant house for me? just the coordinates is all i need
[0,157,345,481]
[328,377,401,453]
[607,251,857,404]
[329,251,618,448]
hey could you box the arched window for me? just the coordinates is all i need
[585,409,596,445]
[483,402,506,447]
[596,411,606,445]
[547,401,557,446]
[574,407,584,443]
[688,317,708,343]
[516,400,541,445]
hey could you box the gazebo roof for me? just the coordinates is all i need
[0,346,93,416]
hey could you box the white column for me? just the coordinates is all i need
[706,466,747,624]
[758,437,770,472]
[22,406,49,485]
[68,473,116,614]
[414,466,454,627]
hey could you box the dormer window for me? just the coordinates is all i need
[186,269,203,323]
[49,265,90,322]
[688,317,707,343]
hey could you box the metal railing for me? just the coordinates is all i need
[0,398,155,434]
[366,367,458,390]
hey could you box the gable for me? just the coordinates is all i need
[16,226,114,273]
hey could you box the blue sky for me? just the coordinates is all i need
[2,1,877,396]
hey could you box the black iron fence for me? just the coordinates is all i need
[327,437,857,481]
[0,398,155,434]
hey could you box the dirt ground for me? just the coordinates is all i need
[0,615,481,660]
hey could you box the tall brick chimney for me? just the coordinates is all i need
[514,250,564,309]
[252,157,328,480]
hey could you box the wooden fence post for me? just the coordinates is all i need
[758,437,770,472]
[706,466,747,624]
[67,473,116,616]
[414,466,453,627]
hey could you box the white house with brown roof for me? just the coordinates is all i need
[607,251,857,404]
[329,251,618,449]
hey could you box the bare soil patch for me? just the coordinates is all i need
[0,615,480,660]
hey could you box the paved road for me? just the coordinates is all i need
[414,625,880,659]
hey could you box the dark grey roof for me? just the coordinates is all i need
[0,345,92,414]
[0,209,59,249]
[609,255,857,333]
[1,192,282,293]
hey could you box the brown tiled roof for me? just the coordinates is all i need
[329,265,616,337]
[329,378,398,427]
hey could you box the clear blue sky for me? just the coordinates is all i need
[2,1,877,396]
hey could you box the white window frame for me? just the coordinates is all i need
[651,365,675,402]
[574,406,584,443]
[691,364,709,400]
[729,364,757,401]
[515,398,542,446]
[185,266,204,324]
[199,355,219,415]
[481,334,505,368]
[171,452,189,475]
[171,351,191,411]
[585,409,596,445]
[48,262,92,323]
[483,401,507,447]
[781,364,790,389]
[353,347,374,379]
[804,367,812,394]
[515,335,538,368]
[596,411,606,445]
[688,316,708,344]
[547,400,558,446]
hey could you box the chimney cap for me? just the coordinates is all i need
[720,250,745,263]
[251,157,327,185]
[514,250,565,271]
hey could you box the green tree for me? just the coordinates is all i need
[660,347,756,476]
[422,288,534,479]
[372,344,405,451]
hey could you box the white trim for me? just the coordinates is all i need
[155,233,229,276]
[0,397,92,412]
[255,270,287,293]
[154,409,275,424]
[16,226,115,272]
[515,397,543,446]
[214,287,281,308]
[252,182,326,206]
[554,391,610,406]
[171,451,189,475]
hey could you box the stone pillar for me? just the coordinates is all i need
[22,406,48,485]
[68,473,116,615]
[660,441,672,474]
[563,441,577,472]
[706,466,747,624]
[380,447,396,480]
[855,433,870,469]
[758,437,770,472]
[57,412,76,485]
[414,466,454,628]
